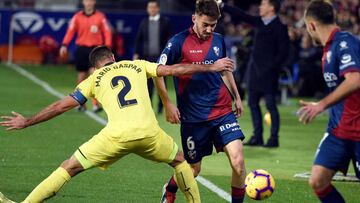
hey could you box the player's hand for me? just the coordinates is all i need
[234,97,244,118]
[212,57,235,72]
[59,46,67,58]
[0,111,28,131]
[297,100,325,124]
[165,102,181,124]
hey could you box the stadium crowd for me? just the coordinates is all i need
[223,0,360,98]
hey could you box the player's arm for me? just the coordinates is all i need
[221,3,262,26]
[154,77,181,124]
[222,71,243,117]
[60,15,77,57]
[298,71,360,124]
[156,57,234,77]
[101,15,112,48]
[0,96,79,131]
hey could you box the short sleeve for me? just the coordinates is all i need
[70,75,94,105]
[157,36,182,65]
[142,60,159,78]
[338,39,360,76]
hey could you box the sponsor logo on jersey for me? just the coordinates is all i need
[339,41,348,50]
[192,60,214,65]
[323,72,338,87]
[189,50,203,54]
[188,150,196,160]
[340,54,356,70]
[159,54,168,65]
[213,46,220,57]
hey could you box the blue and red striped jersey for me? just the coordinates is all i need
[158,27,232,122]
[322,29,360,141]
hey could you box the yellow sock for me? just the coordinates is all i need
[23,167,71,203]
[174,162,201,203]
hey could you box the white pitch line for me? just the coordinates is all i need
[7,63,232,202]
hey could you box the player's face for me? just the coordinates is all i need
[83,0,96,10]
[259,0,274,17]
[304,17,322,46]
[192,14,218,40]
[147,2,160,17]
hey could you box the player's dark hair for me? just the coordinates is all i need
[195,0,221,19]
[89,46,113,67]
[148,0,159,6]
[305,0,335,25]
[269,0,281,13]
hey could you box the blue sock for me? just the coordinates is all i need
[315,184,345,203]
[231,186,245,203]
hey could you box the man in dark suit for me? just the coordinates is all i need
[133,0,172,114]
[222,0,289,147]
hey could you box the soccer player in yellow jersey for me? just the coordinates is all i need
[0,46,234,203]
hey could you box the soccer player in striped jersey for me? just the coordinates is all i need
[157,1,247,202]
[298,1,360,202]
[0,46,235,203]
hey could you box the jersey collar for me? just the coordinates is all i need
[325,28,340,46]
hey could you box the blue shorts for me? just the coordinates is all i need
[314,133,360,179]
[180,112,245,164]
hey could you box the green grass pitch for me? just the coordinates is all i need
[0,63,359,202]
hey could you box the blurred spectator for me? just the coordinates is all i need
[39,35,59,64]
[133,0,172,114]
[296,33,325,97]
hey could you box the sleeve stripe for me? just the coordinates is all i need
[70,89,87,105]
[340,67,360,76]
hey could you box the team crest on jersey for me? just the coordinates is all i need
[213,46,220,57]
[339,41,348,50]
[90,25,98,33]
[188,150,196,160]
[326,51,332,64]
[159,54,168,65]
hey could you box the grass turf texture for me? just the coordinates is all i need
[0,63,359,202]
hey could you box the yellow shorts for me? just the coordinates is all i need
[74,128,178,170]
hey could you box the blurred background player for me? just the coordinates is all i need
[133,0,172,114]
[0,46,235,203]
[59,0,112,112]
[222,0,289,147]
[156,1,246,202]
[298,0,360,202]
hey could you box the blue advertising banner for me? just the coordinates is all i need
[0,9,192,60]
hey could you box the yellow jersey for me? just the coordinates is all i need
[70,60,160,142]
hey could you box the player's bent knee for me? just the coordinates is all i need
[60,156,85,177]
[230,156,245,174]
[191,164,201,177]
[169,150,185,167]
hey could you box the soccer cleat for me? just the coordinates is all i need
[92,105,103,113]
[243,135,264,146]
[76,105,87,112]
[160,183,176,203]
[0,192,16,203]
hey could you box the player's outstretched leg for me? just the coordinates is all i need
[165,150,201,203]
[161,161,201,203]
[224,140,246,203]
[309,165,345,203]
[23,155,84,203]
[0,192,16,203]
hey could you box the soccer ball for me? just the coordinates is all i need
[245,169,275,200]
[264,112,271,126]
